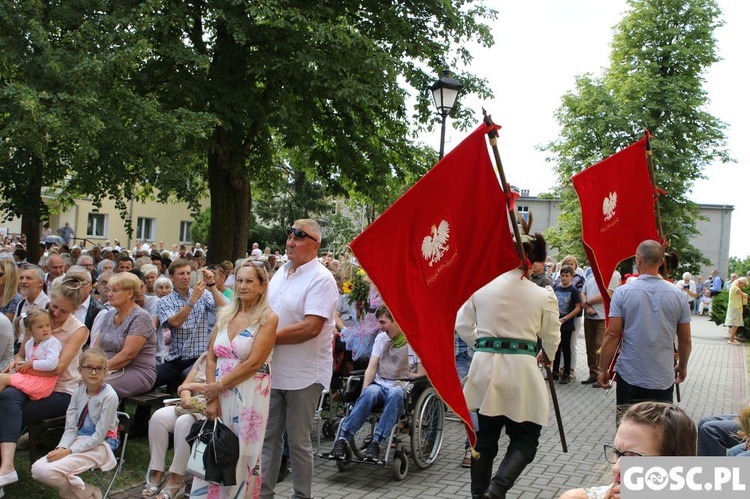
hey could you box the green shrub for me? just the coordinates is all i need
[709,291,750,339]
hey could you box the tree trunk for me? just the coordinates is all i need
[22,156,44,265]
[207,133,251,264]
[204,16,253,265]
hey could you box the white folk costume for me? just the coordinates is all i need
[457,267,560,499]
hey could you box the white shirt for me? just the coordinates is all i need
[266,258,338,390]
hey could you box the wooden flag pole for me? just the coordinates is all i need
[646,132,681,403]
[482,109,568,452]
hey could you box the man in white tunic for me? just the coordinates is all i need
[456,234,560,499]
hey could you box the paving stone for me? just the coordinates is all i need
[112,316,744,498]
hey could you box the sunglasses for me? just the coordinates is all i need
[286,227,318,243]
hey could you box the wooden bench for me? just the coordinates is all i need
[28,415,67,464]
[121,391,172,437]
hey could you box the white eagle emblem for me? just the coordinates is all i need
[603,192,617,221]
[421,220,450,267]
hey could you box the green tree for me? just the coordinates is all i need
[127,0,495,263]
[543,0,730,274]
[729,256,750,277]
[0,1,213,263]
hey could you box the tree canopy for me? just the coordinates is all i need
[2,0,497,263]
[542,0,731,275]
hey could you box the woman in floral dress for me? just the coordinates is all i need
[192,261,278,498]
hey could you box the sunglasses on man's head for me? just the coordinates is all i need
[286,227,318,243]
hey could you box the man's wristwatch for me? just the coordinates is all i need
[206,282,216,287]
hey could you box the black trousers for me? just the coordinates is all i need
[475,414,542,462]
[615,374,674,423]
[153,357,198,390]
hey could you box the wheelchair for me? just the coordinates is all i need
[320,371,445,480]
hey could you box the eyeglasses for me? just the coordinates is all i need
[603,444,646,464]
[286,227,318,243]
[81,365,106,374]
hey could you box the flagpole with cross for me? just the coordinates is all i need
[481,109,568,453]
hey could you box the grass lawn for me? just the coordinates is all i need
[9,422,162,498]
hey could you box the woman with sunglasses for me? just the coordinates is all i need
[560,401,697,499]
[0,275,89,490]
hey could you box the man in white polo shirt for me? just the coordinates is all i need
[260,219,338,499]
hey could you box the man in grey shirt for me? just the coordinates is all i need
[597,240,691,419]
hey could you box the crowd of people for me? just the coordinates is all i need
[0,224,748,498]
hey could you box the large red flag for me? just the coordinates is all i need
[572,136,660,319]
[349,122,521,446]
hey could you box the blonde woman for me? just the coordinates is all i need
[725,277,748,345]
[92,273,156,398]
[0,260,22,322]
[191,262,278,499]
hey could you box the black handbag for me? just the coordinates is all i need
[185,417,240,485]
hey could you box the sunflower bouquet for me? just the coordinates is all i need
[344,268,370,320]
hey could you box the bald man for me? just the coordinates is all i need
[598,240,691,420]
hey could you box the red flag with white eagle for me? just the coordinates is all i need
[349,122,521,446]
[572,136,661,376]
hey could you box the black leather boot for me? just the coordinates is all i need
[470,453,494,499]
[482,449,531,499]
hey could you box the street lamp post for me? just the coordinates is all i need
[430,70,463,159]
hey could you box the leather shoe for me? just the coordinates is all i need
[0,471,18,487]
[581,377,597,385]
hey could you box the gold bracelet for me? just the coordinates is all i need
[218,378,223,390]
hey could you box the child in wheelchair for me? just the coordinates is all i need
[328,305,425,462]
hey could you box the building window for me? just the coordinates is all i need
[136,217,156,241]
[517,205,529,223]
[87,213,107,238]
[179,221,192,243]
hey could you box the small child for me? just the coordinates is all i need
[32,347,120,499]
[0,309,61,400]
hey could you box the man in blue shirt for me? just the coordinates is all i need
[598,240,692,421]
[710,269,723,296]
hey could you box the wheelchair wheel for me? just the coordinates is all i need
[322,418,337,438]
[410,386,445,469]
[390,449,409,480]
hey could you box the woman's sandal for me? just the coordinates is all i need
[141,472,167,498]
[155,483,186,499]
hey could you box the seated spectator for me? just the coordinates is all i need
[92,273,157,398]
[561,401,697,499]
[0,260,23,323]
[140,264,160,297]
[328,305,425,462]
[142,354,207,499]
[31,347,119,499]
[697,410,747,456]
[95,271,114,309]
[97,259,114,275]
[698,288,713,316]
[154,276,173,298]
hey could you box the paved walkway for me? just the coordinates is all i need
[112,315,746,499]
